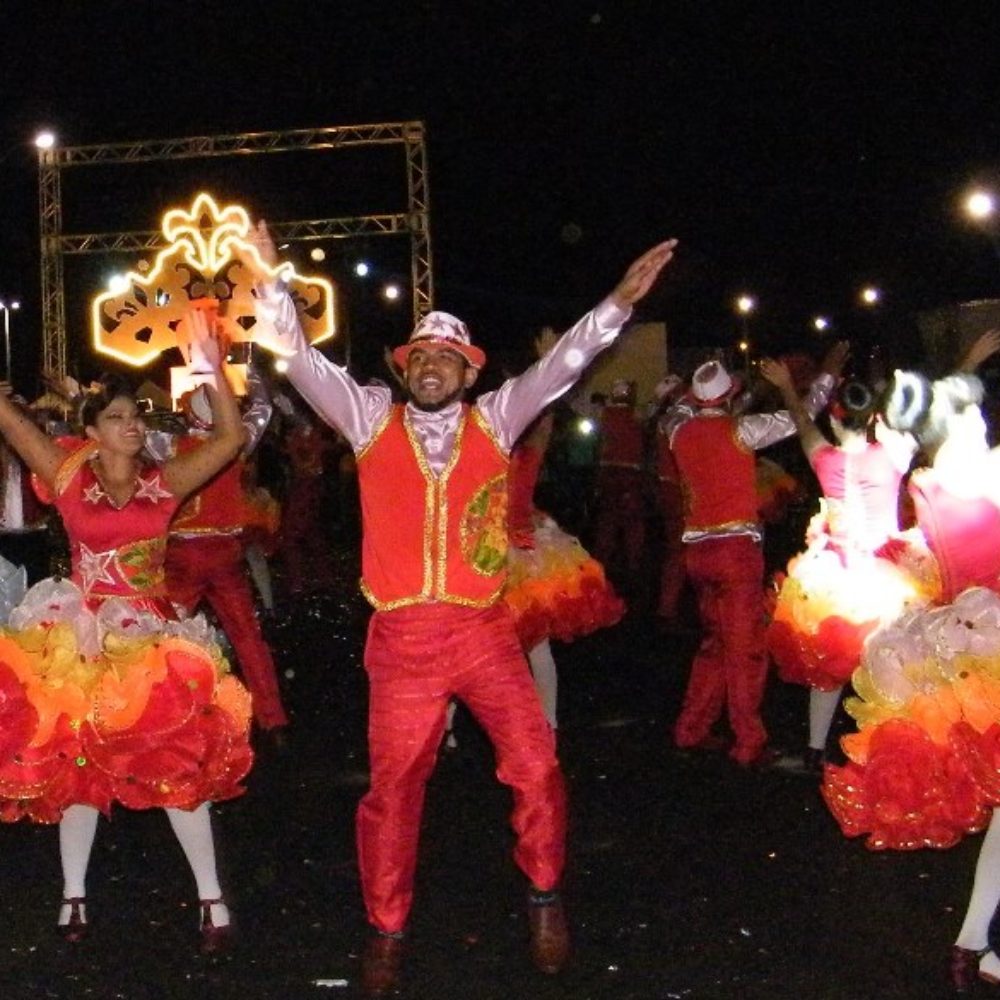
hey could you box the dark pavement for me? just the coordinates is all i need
[0,543,986,1000]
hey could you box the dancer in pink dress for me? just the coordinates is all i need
[763,364,921,772]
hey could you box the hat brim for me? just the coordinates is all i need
[690,376,743,407]
[392,341,486,370]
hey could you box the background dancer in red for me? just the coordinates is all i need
[247,218,675,996]
[764,364,921,773]
[662,344,847,767]
[592,379,646,604]
[163,366,289,738]
[0,310,251,951]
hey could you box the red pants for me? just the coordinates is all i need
[674,535,768,763]
[280,478,336,595]
[166,535,289,730]
[657,479,686,620]
[592,467,646,581]
[357,602,567,933]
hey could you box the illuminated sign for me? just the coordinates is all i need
[91,192,336,367]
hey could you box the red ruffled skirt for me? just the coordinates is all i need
[822,586,1000,849]
[0,579,253,823]
[503,513,624,652]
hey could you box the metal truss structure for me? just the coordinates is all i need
[37,121,433,377]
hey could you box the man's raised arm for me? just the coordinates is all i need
[481,240,677,449]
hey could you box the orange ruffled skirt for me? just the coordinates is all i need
[822,586,1000,849]
[0,579,253,823]
[503,513,624,652]
[768,535,931,691]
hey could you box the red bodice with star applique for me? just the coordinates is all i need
[53,445,180,611]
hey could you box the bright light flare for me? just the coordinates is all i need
[274,358,290,374]
[310,247,326,262]
[34,130,56,150]
[382,283,401,301]
[735,294,756,315]
[577,418,595,436]
[107,274,130,295]
[813,316,830,332]
[354,261,370,277]
[860,286,881,306]
[966,190,996,221]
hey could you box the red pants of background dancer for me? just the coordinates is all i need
[673,535,767,764]
[592,467,646,582]
[357,602,567,934]
[166,534,289,730]
[657,478,686,621]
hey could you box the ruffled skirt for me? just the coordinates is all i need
[768,539,930,690]
[822,586,1000,849]
[0,579,253,823]
[503,514,624,651]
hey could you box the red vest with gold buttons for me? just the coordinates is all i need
[357,404,509,610]
[671,414,757,532]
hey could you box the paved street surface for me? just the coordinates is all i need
[0,544,986,999]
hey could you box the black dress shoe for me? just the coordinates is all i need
[361,931,405,996]
[528,892,570,975]
[57,897,88,943]
[951,945,989,992]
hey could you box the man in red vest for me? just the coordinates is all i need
[247,220,675,995]
[662,344,846,767]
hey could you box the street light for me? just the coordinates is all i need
[813,316,831,333]
[734,294,756,373]
[0,299,21,382]
[859,286,881,306]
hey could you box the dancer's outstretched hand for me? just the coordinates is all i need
[611,239,678,309]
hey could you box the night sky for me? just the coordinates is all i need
[2,1,1000,385]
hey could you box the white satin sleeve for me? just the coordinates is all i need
[477,297,631,450]
[256,286,391,451]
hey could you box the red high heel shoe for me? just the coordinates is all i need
[951,944,989,992]
[58,897,88,943]
[198,897,232,955]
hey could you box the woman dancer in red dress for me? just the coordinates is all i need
[0,310,251,950]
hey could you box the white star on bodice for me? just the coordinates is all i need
[134,474,172,503]
[82,482,106,505]
[77,542,117,592]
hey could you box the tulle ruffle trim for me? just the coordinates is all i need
[822,587,1000,849]
[767,542,930,690]
[504,515,624,650]
[0,579,253,823]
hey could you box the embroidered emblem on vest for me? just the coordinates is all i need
[460,474,508,575]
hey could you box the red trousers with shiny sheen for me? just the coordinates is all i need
[357,602,567,934]
[674,535,768,763]
[165,534,288,730]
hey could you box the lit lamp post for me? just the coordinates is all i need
[0,299,20,382]
[963,188,1000,266]
[734,294,756,372]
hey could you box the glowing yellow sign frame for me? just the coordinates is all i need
[91,192,336,367]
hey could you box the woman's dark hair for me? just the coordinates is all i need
[78,374,137,428]
[830,379,876,433]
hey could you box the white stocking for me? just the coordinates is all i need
[956,808,1000,951]
[166,803,229,927]
[528,640,558,730]
[58,804,99,924]
[808,686,843,751]
[244,544,274,611]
